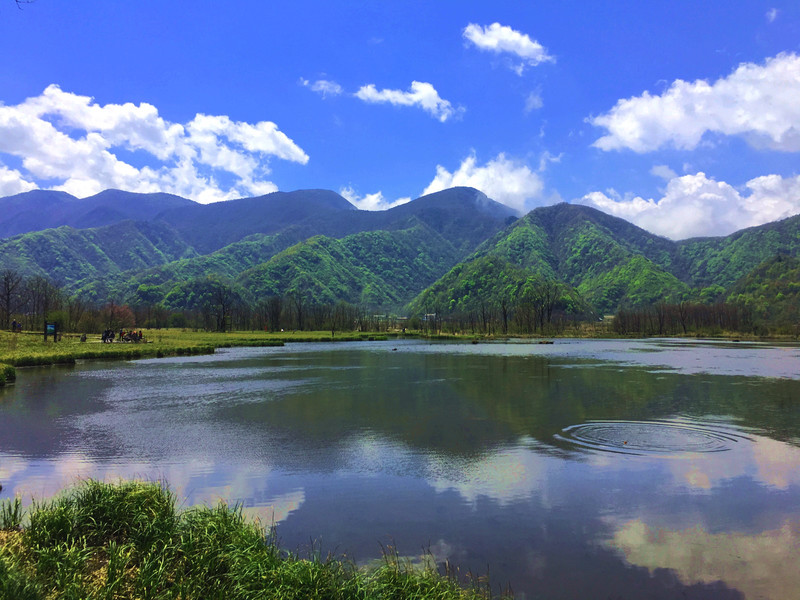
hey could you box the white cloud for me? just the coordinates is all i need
[301,78,343,98]
[463,22,554,74]
[537,150,562,172]
[354,81,462,122]
[767,8,779,22]
[649,164,677,181]
[578,172,800,239]
[422,153,544,214]
[591,52,800,152]
[339,186,410,211]
[0,84,309,202]
[0,164,37,196]
[524,90,543,113]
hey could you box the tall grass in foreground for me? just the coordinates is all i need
[0,480,507,600]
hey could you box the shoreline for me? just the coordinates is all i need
[2,328,797,383]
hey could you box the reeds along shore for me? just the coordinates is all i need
[0,480,503,600]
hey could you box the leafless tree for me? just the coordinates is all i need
[0,269,23,329]
[24,275,62,329]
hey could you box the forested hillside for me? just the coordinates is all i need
[726,254,800,329]
[0,186,798,334]
[0,221,196,288]
[406,202,800,332]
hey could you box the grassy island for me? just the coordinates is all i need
[0,480,500,600]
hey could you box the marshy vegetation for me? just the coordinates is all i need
[0,480,502,600]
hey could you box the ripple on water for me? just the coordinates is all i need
[554,420,751,456]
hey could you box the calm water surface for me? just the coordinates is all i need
[2,338,800,599]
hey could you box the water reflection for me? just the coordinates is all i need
[609,518,800,600]
[1,339,799,599]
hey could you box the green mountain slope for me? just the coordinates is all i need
[97,231,302,304]
[425,203,687,315]
[407,203,800,317]
[235,225,462,309]
[726,254,800,329]
[407,255,546,314]
[577,255,688,312]
[677,214,800,288]
[0,221,196,289]
[82,222,462,311]
[237,236,392,307]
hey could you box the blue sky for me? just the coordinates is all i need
[1,0,799,239]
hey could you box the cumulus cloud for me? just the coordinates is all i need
[0,164,37,196]
[0,84,309,202]
[339,186,410,211]
[300,78,343,98]
[766,8,779,22]
[422,153,544,214]
[591,53,800,152]
[578,172,800,239]
[354,81,462,122]
[463,22,554,74]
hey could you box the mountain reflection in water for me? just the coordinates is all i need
[1,338,798,599]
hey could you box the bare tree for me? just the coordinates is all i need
[206,279,239,332]
[289,292,306,330]
[24,275,62,330]
[0,269,23,329]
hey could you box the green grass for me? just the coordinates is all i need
[0,363,15,386]
[0,480,504,600]
[0,329,399,370]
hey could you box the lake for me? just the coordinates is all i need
[1,338,799,599]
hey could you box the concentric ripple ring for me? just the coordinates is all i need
[554,420,750,456]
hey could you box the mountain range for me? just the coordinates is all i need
[0,186,798,323]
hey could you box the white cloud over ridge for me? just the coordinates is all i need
[0,85,309,202]
[423,153,544,214]
[579,172,800,240]
[463,23,554,74]
[339,186,410,211]
[0,164,37,197]
[355,81,462,122]
[591,53,800,152]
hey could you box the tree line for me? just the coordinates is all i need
[612,301,756,336]
[0,269,402,334]
[411,280,588,335]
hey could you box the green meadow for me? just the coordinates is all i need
[0,328,395,386]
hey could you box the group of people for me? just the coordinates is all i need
[101,329,144,343]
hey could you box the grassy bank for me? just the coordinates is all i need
[0,329,392,370]
[0,363,14,387]
[0,480,500,600]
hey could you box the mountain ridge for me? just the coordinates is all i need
[1,187,798,320]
